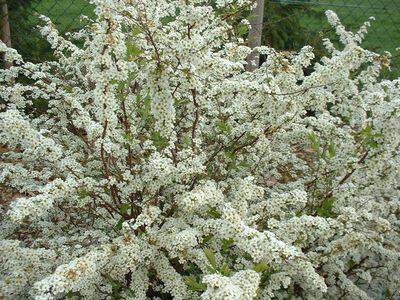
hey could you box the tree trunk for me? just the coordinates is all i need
[245,0,265,71]
[1,0,12,68]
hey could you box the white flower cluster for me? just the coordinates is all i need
[202,270,260,300]
[0,1,399,299]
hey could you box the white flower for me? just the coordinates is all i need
[0,1,399,299]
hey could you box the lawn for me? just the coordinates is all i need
[296,0,400,76]
[9,0,94,61]
[30,0,400,54]
[13,0,400,75]
[30,0,94,32]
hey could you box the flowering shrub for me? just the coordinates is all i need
[1,0,399,299]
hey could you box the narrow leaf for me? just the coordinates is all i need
[204,248,218,269]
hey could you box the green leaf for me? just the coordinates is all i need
[220,263,232,276]
[259,267,275,285]
[115,217,125,231]
[187,262,202,274]
[316,197,336,218]
[221,238,234,253]
[106,274,123,290]
[201,234,213,245]
[77,188,90,199]
[151,131,169,150]
[254,262,269,273]
[138,94,152,120]
[207,206,222,219]
[328,142,335,158]
[308,132,320,154]
[204,248,218,270]
[361,124,383,149]
[217,120,231,134]
[132,25,143,36]
[182,135,191,147]
[236,24,249,37]
[66,291,76,299]
[366,139,378,149]
[160,15,175,25]
[123,132,134,142]
[126,41,143,58]
[64,85,73,93]
[223,149,236,160]
[185,275,207,292]
[238,160,250,168]
[119,203,131,215]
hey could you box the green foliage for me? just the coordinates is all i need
[185,275,207,292]
[328,142,335,158]
[114,218,125,231]
[77,188,90,199]
[253,261,269,273]
[199,234,214,247]
[316,197,336,218]
[126,40,143,58]
[260,0,326,66]
[263,1,309,50]
[151,131,169,150]
[204,248,218,271]
[217,120,231,134]
[207,205,222,219]
[308,132,337,160]
[221,238,234,254]
[65,291,81,299]
[115,203,131,230]
[105,274,135,299]
[360,124,383,149]
[203,247,232,276]
[137,94,152,121]
[308,132,320,154]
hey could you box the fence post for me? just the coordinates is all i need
[246,0,265,71]
[1,0,12,68]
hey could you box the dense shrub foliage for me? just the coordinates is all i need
[0,0,399,299]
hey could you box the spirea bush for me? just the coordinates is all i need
[0,0,399,299]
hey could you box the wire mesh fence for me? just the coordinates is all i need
[268,0,400,76]
[1,0,399,74]
[0,0,94,62]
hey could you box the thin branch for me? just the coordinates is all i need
[191,89,200,150]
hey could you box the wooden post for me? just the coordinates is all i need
[1,0,12,68]
[245,0,265,71]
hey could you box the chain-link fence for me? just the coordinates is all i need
[268,0,400,76]
[0,0,94,62]
[1,0,399,74]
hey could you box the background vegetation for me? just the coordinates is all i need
[3,0,400,75]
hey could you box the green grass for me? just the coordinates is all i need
[36,0,398,76]
[8,0,94,62]
[23,0,93,32]
[12,0,400,76]
[31,0,94,32]
[296,0,400,77]
[35,0,93,32]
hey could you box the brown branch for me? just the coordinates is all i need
[121,97,135,166]
[137,12,162,69]
[339,150,369,185]
[191,89,200,149]
[326,150,369,198]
